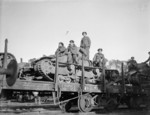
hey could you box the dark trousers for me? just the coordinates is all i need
[85,47,90,60]
[93,60,106,68]
[80,47,90,60]
[67,53,78,64]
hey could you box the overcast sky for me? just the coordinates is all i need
[0,0,150,62]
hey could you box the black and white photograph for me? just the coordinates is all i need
[0,0,150,115]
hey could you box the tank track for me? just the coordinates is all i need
[34,57,54,81]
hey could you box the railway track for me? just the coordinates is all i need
[0,105,150,115]
[0,100,148,112]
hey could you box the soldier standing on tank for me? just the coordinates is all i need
[93,48,105,68]
[144,51,150,66]
[67,40,78,64]
[55,42,67,57]
[80,32,91,60]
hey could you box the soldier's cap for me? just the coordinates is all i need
[59,42,64,46]
[82,32,87,35]
[69,40,74,43]
[98,48,103,51]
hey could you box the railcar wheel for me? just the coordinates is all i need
[129,96,141,109]
[125,98,131,109]
[59,100,72,112]
[145,96,150,109]
[104,98,118,112]
[6,59,18,86]
[78,94,93,112]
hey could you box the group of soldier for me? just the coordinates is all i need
[55,32,105,68]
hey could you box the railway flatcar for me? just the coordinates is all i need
[0,39,150,112]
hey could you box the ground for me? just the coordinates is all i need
[0,106,150,115]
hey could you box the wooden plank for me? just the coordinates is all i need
[84,84,102,93]
[0,102,58,109]
[58,83,102,93]
[121,62,125,94]
[81,55,85,93]
[58,83,80,92]
[54,52,58,90]
[1,79,55,91]
[102,67,106,93]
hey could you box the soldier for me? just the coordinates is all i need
[93,48,105,68]
[131,57,137,63]
[144,51,150,66]
[80,32,91,60]
[55,42,67,57]
[67,40,78,64]
[127,57,137,70]
[128,57,137,65]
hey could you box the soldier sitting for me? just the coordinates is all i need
[93,48,105,68]
[55,42,67,57]
[67,40,78,64]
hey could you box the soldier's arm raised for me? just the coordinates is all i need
[144,56,150,63]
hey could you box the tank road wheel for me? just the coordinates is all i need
[78,94,93,112]
[59,100,72,112]
[104,98,118,112]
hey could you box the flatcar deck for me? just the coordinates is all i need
[0,79,102,93]
[0,79,55,91]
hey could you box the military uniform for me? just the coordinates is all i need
[55,46,67,57]
[127,59,137,67]
[80,36,91,60]
[67,44,78,64]
[93,53,105,67]
[127,59,137,65]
